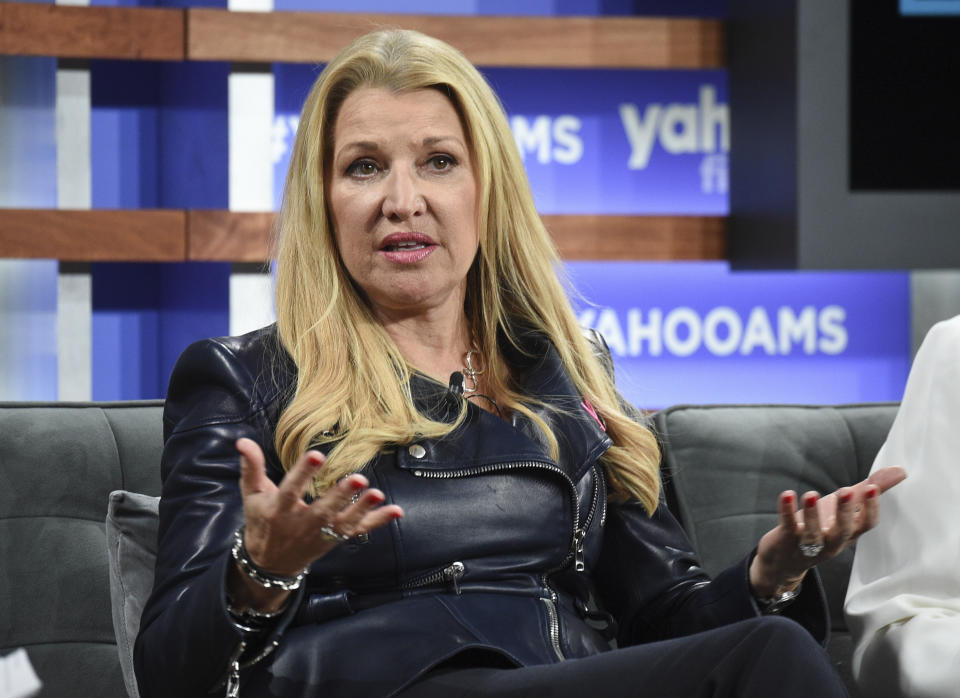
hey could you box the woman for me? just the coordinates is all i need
[134,29,903,697]
[845,316,960,698]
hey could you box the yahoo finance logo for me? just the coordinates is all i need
[619,85,729,195]
[507,82,729,205]
[578,305,848,358]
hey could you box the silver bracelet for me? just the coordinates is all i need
[754,581,802,615]
[226,593,289,621]
[225,592,289,636]
[231,526,308,592]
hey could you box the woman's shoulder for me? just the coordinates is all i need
[164,324,295,434]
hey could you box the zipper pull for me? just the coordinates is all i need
[574,528,586,572]
[444,561,465,594]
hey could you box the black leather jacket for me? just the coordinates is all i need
[134,325,828,698]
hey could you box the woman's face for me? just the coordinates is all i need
[327,87,479,322]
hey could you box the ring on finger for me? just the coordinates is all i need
[798,541,825,558]
[319,524,351,543]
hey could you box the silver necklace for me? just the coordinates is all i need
[462,348,484,394]
[460,348,502,417]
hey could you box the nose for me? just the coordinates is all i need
[381,167,425,220]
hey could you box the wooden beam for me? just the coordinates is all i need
[543,215,726,260]
[0,210,724,262]
[0,2,184,60]
[187,10,724,68]
[0,210,187,261]
[188,210,275,262]
[188,210,725,262]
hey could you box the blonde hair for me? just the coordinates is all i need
[273,29,661,513]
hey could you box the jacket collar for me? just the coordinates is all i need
[402,331,612,482]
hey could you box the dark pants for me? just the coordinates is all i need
[398,616,848,698]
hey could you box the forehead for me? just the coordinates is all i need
[332,87,466,146]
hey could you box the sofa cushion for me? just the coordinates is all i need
[106,491,160,698]
[0,401,163,698]
[653,403,897,695]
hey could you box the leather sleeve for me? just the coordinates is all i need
[596,495,829,647]
[133,336,301,698]
[584,327,828,647]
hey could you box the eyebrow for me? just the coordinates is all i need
[422,136,463,147]
[338,140,380,155]
[339,136,464,154]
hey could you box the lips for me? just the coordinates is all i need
[380,232,436,251]
[379,232,437,264]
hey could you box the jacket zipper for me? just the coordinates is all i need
[539,596,565,661]
[400,561,465,595]
[224,641,245,698]
[412,460,587,663]
[223,637,281,697]
[574,466,603,572]
[411,460,582,566]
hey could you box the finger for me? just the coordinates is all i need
[867,465,907,493]
[778,491,800,534]
[352,504,404,536]
[859,484,880,531]
[310,472,370,520]
[833,487,857,543]
[800,491,823,541]
[275,450,326,507]
[332,503,404,539]
[331,487,391,535]
[236,438,273,499]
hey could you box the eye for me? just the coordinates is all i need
[346,159,379,177]
[427,154,457,171]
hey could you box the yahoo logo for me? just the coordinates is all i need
[578,305,849,358]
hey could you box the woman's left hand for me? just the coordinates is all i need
[749,465,907,598]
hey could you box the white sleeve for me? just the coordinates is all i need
[844,316,960,698]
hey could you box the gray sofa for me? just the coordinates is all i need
[0,401,164,698]
[0,401,897,697]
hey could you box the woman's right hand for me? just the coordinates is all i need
[229,437,403,611]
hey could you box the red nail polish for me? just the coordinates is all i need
[866,486,878,499]
[804,494,818,508]
[840,491,853,504]
[308,454,324,468]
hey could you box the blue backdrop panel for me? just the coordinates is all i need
[273,0,723,16]
[90,60,230,400]
[568,262,910,408]
[91,60,229,209]
[0,261,58,401]
[91,0,226,7]
[487,68,728,214]
[272,65,728,215]
[92,263,230,400]
[0,56,58,400]
[900,0,960,15]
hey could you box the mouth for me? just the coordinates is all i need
[379,232,437,264]
[379,232,436,252]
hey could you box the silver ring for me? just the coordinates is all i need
[798,541,825,558]
[319,524,350,543]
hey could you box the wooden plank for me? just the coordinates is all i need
[0,210,724,262]
[187,10,724,68]
[188,210,725,262]
[0,3,184,60]
[0,210,187,261]
[543,215,726,260]
[188,210,275,262]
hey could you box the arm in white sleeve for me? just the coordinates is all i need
[845,316,960,698]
